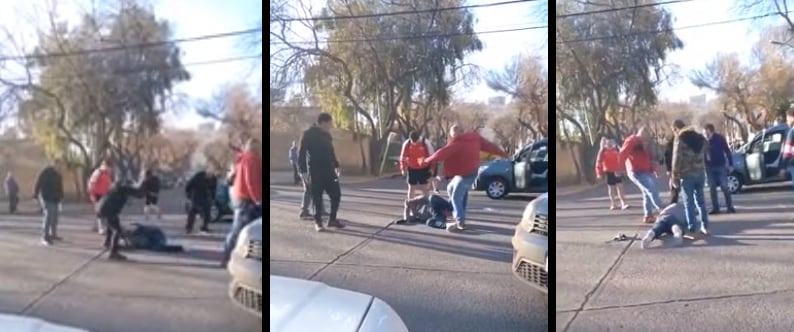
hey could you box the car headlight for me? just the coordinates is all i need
[519,203,535,233]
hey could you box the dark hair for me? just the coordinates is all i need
[787,107,794,117]
[672,119,686,130]
[317,112,333,124]
[704,124,715,132]
[409,131,420,142]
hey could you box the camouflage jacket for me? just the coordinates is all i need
[672,127,707,179]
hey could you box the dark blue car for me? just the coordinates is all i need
[474,139,549,199]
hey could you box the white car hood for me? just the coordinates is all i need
[270,276,409,332]
[0,314,88,332]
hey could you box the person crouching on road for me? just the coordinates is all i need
[394,193,453,228]
[641,187,686,249]
[97,180,145,260]
[419,124,507,232]
[595,138,628,210]
[141,169,162,221]
[400,131,436,199]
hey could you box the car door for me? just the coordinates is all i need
[513,147,531,191]
[745,135,765,183]
[527,144,549,190]
[745,131,784,182]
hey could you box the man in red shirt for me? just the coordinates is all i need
[421,125,507,232]
[620,127,663,223]
[399,131,436,199]
[222,138,262,266]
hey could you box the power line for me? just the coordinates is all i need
[0,28,262,62]
[0,54,261,84]
[556,0,694,19]
[271,0,537,23]
[557,11,779,44]
[270,25,546,45]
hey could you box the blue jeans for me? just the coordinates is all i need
[627,172,662,217]
[681,175,708,231]
[222,200,257,264]
[706,167,734,211]
[446,174,477,224]
[651,214,684,239]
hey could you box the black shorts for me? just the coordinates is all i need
[145,195,159,206]
[605,172,622,186]
[407,167,432,185]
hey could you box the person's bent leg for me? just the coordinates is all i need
[717,168,734,211]
[51,203,60,239]
[200,204,211,231]
[310,173,326,228]
[707,168,720,211]
[40,201,53,243]
[628,172,653,218]
[223,201,251,265]
[300,178,313,218]
[105,215,124,259]
[638,173,662,212]
[185,204,197,233]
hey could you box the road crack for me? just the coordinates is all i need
[20,250,105,315]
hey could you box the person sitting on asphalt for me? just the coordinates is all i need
[394,193,454,229]
[641,185,686,249]
[97,179,146,260]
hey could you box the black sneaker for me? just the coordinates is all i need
[51,236,63,241]
[299,211,312,220]
[327,219,346,228]
[708,209,720,215]
[199,227,211,234]
[108,253,128,261]
[393,218,407,225]
[727,207,737,213]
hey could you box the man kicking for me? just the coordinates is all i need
[97,180,145,260]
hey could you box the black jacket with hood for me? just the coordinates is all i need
[298,125,340,175]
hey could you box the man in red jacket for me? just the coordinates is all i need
[620,127,663,223]
[421,125,507,232]
[222,138,262,267]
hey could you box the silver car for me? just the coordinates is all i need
[511,193,548,294]
[228,218,263,318]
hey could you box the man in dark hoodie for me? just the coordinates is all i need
[33,162,64,245]
[671,119,709,236]
[185,169,216,234]
[298,112,343,231]
[141,169,162,221]
[704,124,736,214]
[97,180,145,260]
[5,172,19,214]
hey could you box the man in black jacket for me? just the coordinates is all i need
[141,169,162,221]
[33,162,64,245]
[185,169,216,234]
[298,113,344,231]
[97,180,145,260]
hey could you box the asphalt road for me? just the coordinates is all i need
[0,190,261,332]
[269,175,548,332]
[557,179,794,332]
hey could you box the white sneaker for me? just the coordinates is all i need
[700,226,709,236]
[621,202,629,210]
[640,230,655,249]
[671,225,684,246]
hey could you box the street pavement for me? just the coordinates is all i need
[269,174,549,332]
[0,190,261,332]
[557,178,794,332]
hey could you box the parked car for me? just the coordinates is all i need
[270,276,410,332]
[727,124,791,194]
[512,193,548,294]
[228,218,262,318]
[0,314,88,332]
[474,139,549,199]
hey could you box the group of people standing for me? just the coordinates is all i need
[595,119,739,248]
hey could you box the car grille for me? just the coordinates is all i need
[531,214,548,236]
[246,240,262,261]
[515,260,547,290]
[232,284,262,314]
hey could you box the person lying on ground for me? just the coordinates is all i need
[393,193,454,229]
[640,188,686,249]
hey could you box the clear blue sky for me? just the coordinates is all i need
[658,0,777,102]
[0,0,263,129]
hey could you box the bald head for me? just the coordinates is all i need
[449,124,464,138]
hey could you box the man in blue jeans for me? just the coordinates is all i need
[671,119,709,235]
[704,124,736,215]
[421,125,506,232]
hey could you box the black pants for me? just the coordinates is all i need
[311,172,341,223]
[292,164,301,184]
[8,194,18,214]
[186,201,211,231]
[102,214,122,255]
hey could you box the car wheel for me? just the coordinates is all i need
[727,173,743,194]
[485,177,509,199]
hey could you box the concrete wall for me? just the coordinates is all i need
[269,129,372,173]
[556,141,586,186]
[0,139,81,198]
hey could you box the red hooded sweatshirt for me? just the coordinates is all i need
[233,151,263,203]
[424,132,507,178]
[619,135,656,173]
[595,148,623,177]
